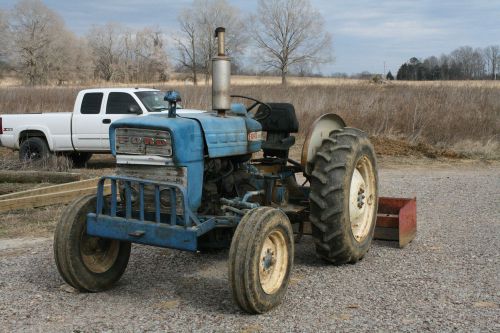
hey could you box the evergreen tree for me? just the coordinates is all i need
[397,63,409,80]
[386,71,394,80]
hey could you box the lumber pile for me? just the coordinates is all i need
[0,178,111,212]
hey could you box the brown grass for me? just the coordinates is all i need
[0,148,73,171]
[0,204,64,238]
[0,78,498,159]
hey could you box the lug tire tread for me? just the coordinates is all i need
[308,127,378,264]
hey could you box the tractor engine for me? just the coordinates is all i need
[199,157,252,215]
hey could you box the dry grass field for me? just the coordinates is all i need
[0,77,498,159]
[0,76,497,238]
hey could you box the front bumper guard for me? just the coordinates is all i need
[86,176,231,252]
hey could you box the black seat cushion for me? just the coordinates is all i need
[256,103,299,133]
[262,134,296,151]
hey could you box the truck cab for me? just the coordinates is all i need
[72,88,175,151]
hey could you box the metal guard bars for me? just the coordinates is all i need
[86,176,219,252]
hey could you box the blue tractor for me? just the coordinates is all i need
[54,27,378,314]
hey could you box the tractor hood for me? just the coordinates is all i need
[110,108,262,159]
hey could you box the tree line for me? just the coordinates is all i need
[397,46,500,81]
[0,0,333,85]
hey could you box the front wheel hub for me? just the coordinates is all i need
[349,156,377,242]
[259,230,288,295]
[80,234,120,274]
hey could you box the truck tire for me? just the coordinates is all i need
[309,127,378,264]
[53,194,131,292]
[69,152,93,168]
[19,137,50,162]
[229,207,294,314]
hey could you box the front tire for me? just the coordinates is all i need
[309,127,378,264]
[19,137,50,162]
[53,195,131,292]
[229,207,294,314]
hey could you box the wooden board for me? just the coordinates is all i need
[0,178,101,200]
[0,180,111,212]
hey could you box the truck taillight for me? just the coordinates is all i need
[0,117,2,134]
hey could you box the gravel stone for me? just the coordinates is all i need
[0,163,499,332]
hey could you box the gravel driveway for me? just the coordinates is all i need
[1,162,499,332]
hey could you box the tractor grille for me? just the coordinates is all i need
[115,128,172,157]
[116,164,186,214]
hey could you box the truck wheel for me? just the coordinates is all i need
[19,137,50,162]
[69,152,93,168]
[309,127,378,264]
[229,207,294,314]
[53,195,131,292]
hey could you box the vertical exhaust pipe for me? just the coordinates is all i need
[212,27,231,116]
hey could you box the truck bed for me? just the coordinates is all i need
[0,112,73,150]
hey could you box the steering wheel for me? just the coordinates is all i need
[231,95,272,121]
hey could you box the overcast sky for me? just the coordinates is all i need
[1,0,499,74]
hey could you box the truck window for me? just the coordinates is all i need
[81,93,103,114]
[135,91,169,112]
[106,93,141,114]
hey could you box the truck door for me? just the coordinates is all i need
[72,92,107,151]
[101,92,143,150]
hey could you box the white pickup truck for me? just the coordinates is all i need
[0,88,183,166]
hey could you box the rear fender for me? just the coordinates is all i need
[15,126,54,151]
[301,113,346,175]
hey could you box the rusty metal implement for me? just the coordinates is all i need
[374,197,417,248]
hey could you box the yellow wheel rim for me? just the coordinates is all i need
[259,229,288,294]
[349,156,376,242]
[80,233,120,274]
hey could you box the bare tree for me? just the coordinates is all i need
[132,28,170,82]
[0,10,9,59]
[175,0,247,84]
[47,29,88,84]
[2,2,89,84]
[9,0,75,85]
[87,23,124,81]
[484,45,500,80]
[471,48,486,79]
[450,46,486,79]
[252,0,333,84]
[88,24,170,83]
[0,9,10,76]
[175,10,199,84]
[72,37,93,83]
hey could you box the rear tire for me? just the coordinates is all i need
[229,207,294,314]
[19,137,50,162]
[53,195,131,292]
[309,127,378,264]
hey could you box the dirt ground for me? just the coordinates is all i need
[0,157,499,332]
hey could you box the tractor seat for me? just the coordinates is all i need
[256,103,299,159]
